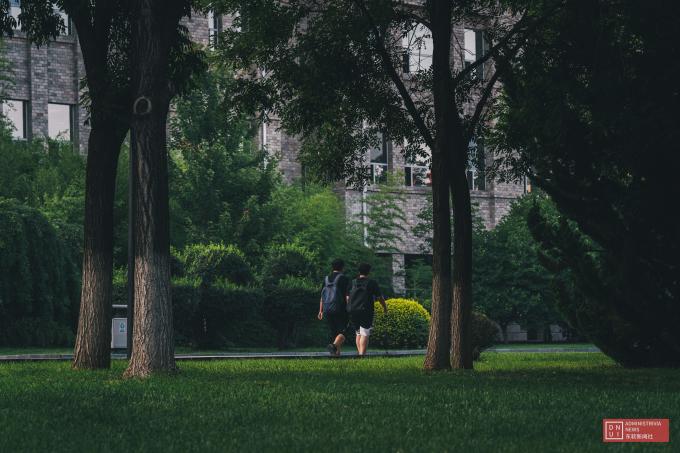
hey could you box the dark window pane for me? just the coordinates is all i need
[402,51,410,73]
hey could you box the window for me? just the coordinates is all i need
[464,28,487,79]
[370,132,390,184]
[208,10,223,48]
[467,137,486,191]
[10,0,20,29]
[464,29,477,65]
[402,24,432,73]
[404,141,430,187]
[260,122,268,148]
[48,103,73,141]
[1,100,27,139]
[54,7,71,35]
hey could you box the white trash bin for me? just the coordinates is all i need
[111,318,127,349]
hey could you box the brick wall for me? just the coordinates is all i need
[5,32,86,148]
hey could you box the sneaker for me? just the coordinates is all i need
[326,343,337,356]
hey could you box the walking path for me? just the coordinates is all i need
[0,345,599,362]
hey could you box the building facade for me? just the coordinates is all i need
[1,6,525,295]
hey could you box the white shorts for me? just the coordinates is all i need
[356,326,372,337]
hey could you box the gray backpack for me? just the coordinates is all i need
[321,273,343,313]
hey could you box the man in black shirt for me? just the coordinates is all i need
[347,263,387,356]
[318,259,350,356]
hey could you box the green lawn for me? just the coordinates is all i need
[488,342,596,350]
[0,353,677,452]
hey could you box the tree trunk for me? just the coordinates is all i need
[124,0,176,378]
[424,0,454,371]
[450,165,474,369]
[73,127,123,369]
[424,150,453,370]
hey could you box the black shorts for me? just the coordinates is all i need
[349,310,374,334]
[325,312,348,338]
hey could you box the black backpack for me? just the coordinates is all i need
[348,278,372,312]
[321,273,344,313]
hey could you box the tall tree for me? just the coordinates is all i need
[2,0,132,368]
[216,0,550,369]
[124,0,201,377]
[4,1,202,371]
[168,61,282,261]
[492,0,680,366]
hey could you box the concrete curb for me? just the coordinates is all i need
[0,346,599,363]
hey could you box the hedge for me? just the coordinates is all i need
[263,276,321,349]
[114,279,273,349]
[470,312,500,359]
[0,199,80,346]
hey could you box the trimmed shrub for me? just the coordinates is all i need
[260,243,318,287]
[170,278,202,346]
[197,281,271,348]
[471,312,500,359]
[415,298,499,360]
[181,243,253,286]
[372,298,431,349]
[0,199,80,346]
[0,318,75,347]
[263,276,320,349]
[112,279,273,349]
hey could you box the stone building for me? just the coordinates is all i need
[1,5,526,295]
[1,3,88,150]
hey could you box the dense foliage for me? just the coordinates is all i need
[263,276,321,348]
[363,172,407,254]
[412,195,563,337]
[180,243,253,286]
[0,130,85,226]
[168,64,282,263]
[474,195,562,335]
[493,0,680,366]
[470,312,500,359]
[260,243,318,287]
[0,199,80,346]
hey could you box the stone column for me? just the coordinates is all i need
[28,44,49,140]
[392,253,405,296]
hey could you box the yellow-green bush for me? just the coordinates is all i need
[371,298,431,348]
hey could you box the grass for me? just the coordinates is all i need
[488,342,596,350]
[0,353,677,452]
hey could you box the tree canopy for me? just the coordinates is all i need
[492,0,680,366]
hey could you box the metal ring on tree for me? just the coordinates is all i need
[133,96,152,116]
